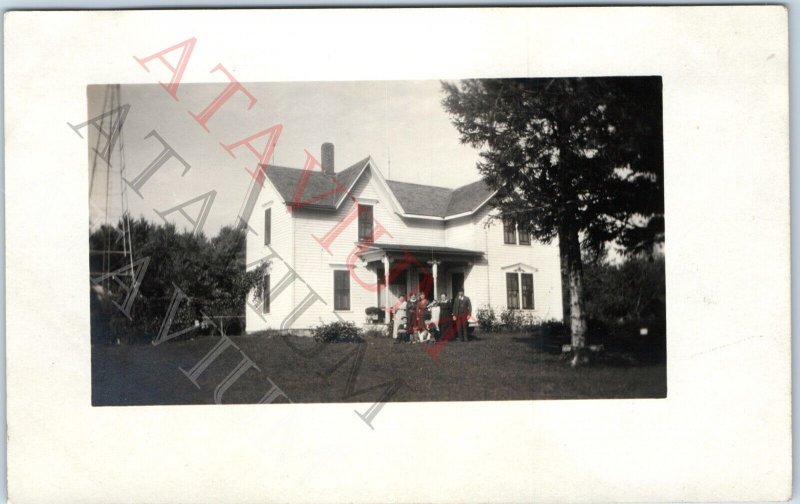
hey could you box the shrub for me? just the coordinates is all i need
[586,317,611,343]
[312,321,363,343]
[248,329,287,339]
[499,308,524,331]
[476,305,498,332]
[523,318,569,353]
[520,312,542,331]
[362,326,390,339]
[538,319,567,337]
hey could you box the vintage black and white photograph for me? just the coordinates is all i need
[6,7,791,504]
[88,76,666,407]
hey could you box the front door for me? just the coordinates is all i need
[451,272,465,298]
[389,269,408,303]
[418,272,433,301]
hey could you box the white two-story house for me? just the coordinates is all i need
[245,143,563,332]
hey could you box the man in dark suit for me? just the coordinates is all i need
[452,290,472,342]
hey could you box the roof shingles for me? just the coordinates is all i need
[263,157,494,218]
[264,157,369,209]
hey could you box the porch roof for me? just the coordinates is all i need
[358,243,484,263]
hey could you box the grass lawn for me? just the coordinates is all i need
[92,329,666,406]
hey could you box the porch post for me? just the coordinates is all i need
[430,260,439,299]
[382,255,391,314]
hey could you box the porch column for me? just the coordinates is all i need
[382,255,391,313]
[429,260,439,299]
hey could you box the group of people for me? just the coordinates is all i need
[390,290,473,344]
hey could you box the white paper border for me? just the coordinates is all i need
[4,7,791,503]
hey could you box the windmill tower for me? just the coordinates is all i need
[84,84,137,289]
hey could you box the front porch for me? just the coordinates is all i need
[357,243,485,316]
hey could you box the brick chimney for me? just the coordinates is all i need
[321,142,334,175]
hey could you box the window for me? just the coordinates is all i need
[264,208,272,245]
[262,273,270,314]
[358,204,374,243]
[506,272,520,309]
[334,270,351,311]
[503,219,531,245]
[503,219,517,244]
[521,273,534,309]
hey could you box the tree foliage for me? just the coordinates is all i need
[90,217,266,343]
[442,77,664,363]
[441,77,664,256]
[583,254,666,322]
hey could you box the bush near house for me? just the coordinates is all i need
[312,321,364,343]
[476,305,498,332]
[477,304,564,335]
[499,308,524,331]
[362,326,391,339]
[501,309,544,332]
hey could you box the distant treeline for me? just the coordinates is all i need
[90,217,265,345]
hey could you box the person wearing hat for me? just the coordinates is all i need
[452,290,472,342]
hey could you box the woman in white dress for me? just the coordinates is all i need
[392,295,407,341]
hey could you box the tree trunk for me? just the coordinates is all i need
[557,227,572,326]
[561,220,588,367]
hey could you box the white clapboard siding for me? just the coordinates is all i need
[475,205,564,320]
[246,162,563,332]
[287,167,447,328]
[245,179,295,332]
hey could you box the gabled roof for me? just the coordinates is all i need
[446,179,494,217]
[384,180,453,218]
[264,157,370,209]
[262,156,495,219]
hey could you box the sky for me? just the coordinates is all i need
[86,80,484,236]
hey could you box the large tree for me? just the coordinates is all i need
[442,77,664,365]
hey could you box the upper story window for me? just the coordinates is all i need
[358,204,374,243]
[503,218,531,246]
[503,219,517,244]
[264,208,272,245]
